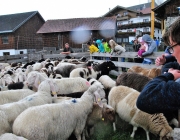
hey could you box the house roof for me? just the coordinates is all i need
[37,17,116,34]
[127,2,158,11]
[102,5,139,17]
[0,11,45,34]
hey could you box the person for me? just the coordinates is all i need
[60,43,74,55]
[136,37,148,58]
[87,41,99,54]
[136,17,180,122]
[133,36,141,52]
[140,34,157,64]
[102,39,111,53]
[102,39,111,60]
[96,39,105,53]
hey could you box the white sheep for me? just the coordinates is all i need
[32,61,46,71]
[13,84,104,140]
[98,75,115,90]
[108,86,173,140]
[70,67,101,79]
[0,80,54,135]
[0,133,28,140]
[0,89,35,105]
[42,77,91,97]
[25,71,48,89]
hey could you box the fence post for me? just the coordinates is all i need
[4,55,7,63]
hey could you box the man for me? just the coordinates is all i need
[61,43,74,55]
[136,17,180,120]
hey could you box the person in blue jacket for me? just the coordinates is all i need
[96,39,105,53]
[136,17,180,122]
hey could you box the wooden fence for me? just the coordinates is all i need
[0,52,164,76]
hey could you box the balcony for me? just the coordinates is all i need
[116,31,150,37]
[117,21,161,29]
[116,14,131,21]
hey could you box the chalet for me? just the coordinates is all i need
[102,2,161,45]
[37,17,116,50]
[0,11,45,56]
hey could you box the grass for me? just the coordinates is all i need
[88,115,159,140]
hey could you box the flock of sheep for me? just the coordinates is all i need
[0,57,175,140]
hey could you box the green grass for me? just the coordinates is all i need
[88,116,159,140]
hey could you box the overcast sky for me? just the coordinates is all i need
[0,0,166,21]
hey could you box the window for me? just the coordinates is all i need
[123,12,128,16]
[116,38,122,43]
[117,21,123,26]
[143,19,149,22]
[128,21,133,24]
[143,28,149,32]
[2,36,9,44]
[123,38,129,43]
[20,51,24,54]
[140,7,143,10]
[3,52,10,56]
[127,30,132,32]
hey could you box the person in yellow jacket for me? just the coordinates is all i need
[87,42,99,54]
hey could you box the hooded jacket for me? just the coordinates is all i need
[103,42,111,53]
[96,40,105,53]
[142,34,157,57]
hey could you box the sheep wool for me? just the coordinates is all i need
[0,89,35,105]
[0,80,54,135]
[13,84,104,140]
[116,72,151,92]
[0,133,28,140]
[108,86,173,140]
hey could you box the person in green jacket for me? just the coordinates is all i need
[102,39,111,60]
[102,39,111,53]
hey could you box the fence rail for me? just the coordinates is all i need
[0,52,164,75]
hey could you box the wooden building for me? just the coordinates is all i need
[0,11,45,55]
[37,17,116,49]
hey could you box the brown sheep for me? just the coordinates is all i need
[127,66,161,79]
[116,72,151,92]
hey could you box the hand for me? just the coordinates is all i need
[168,68,180,80]
[155,54,166,66]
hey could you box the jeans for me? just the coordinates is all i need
[142,60,151,64]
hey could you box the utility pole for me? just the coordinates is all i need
[150,0,155,38]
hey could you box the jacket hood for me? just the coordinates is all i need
[142,34,152,43]
[96,39,102,44]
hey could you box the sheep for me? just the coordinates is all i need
[109,39,126,55]
[0,89,35,105]
[70,61,117,79]
[116,72,151,92]
[12,84,104,140]
[25,71,48,89]
[108,85,173,140]
[7,82,33,90]
[32,61,46,71]
[0,79,54,135]
[98,75,116,100]
[0,133,28,140]
[127,66,161,79]
[84,99,115,139]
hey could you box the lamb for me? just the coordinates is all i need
[116,72,151,92]
[0,133,28,140]
[0,89,35,105]
[12,84,104,140]
[0,79,54,135]
[32,61,46,71]
[108,85,173,140]
[127,66,161,79]
[109,39,126,55]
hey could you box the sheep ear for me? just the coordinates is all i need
[93,90,103,108]
[48,80,58,95]
[34,74,40,89]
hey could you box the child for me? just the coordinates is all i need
[87,42,99,54]
[137,37,148,58]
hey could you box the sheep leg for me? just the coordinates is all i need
[113,122,116,131]
[145,130,150,140]
[130,126,137,138]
